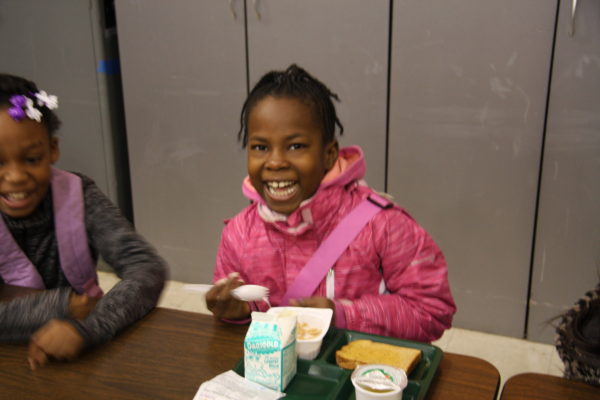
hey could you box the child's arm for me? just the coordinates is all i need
[68,174,167,347]
[209,225,254,322]
[334,209,456,342]
[27,319,85,370]
[0,288,72,342]
[0,289,96,343]
[25,293,99,369]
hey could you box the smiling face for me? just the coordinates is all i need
[0,109,59,218]
[247,96,338,215]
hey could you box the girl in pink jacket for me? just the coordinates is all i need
[206,65,456,342]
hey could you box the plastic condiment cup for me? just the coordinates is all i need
[351,364,408,400]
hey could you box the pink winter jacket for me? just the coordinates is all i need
[214,146,456,341]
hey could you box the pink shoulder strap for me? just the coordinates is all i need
[0,220,46,288]
[52,168,103,297]
[280,193,391,305]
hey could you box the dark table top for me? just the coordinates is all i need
[500,372,600,400]
[0,285,500,399]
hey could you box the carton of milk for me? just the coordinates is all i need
[244,311,297,391]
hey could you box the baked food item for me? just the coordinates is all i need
[335,339,422,374]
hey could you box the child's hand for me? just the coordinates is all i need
[289,296,336,327]
[206,273,250,320]
[289,296,335,310]
[28,319,85,370]
[68,292,99,320]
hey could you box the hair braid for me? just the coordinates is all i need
[238,64,343,148]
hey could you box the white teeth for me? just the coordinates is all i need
[6,192,28,200]
[265,181,296,198]
[267,181,294,189]
[267,186,295,197]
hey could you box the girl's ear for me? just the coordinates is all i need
[49,136,60,164]
[324,139,339,170]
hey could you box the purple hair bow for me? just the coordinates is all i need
[8,95,28,121]
[6,91,57,123]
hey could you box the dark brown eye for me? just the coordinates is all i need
[25,156,42,165]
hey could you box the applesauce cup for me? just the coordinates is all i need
[351,364,408,400]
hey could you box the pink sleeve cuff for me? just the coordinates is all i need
[334,300,347,329]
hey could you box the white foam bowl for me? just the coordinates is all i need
[267,307,333,360]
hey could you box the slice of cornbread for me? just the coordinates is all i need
[335,339,422,374]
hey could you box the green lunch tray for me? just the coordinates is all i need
[233,328,443,400]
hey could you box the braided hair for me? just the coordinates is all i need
[238,64,344,148]
[0,73,61,135]
[555,282,600,386]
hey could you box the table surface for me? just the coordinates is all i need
[500,372,600,400]
[1,286,500,400]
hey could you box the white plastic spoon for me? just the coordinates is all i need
[231,284,271,307]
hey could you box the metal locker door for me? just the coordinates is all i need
[388,0,557,337]
[528,0,600,344]
[116,0,248,282]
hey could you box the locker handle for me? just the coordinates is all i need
[253,0,262,20]
[569,0,578,36]
[229,0,237,20]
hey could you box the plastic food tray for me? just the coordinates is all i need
[233,328,443,400]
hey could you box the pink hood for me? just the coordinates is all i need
[240,146,368,235]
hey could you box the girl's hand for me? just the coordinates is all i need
[206,273,250,320]
[289,296,334,310]
[68,292,99,320]
[28,319,85,370]
[289,296,336,326]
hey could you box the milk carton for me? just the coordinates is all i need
[244,311,297,391]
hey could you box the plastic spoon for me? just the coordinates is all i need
[231,284,271,308]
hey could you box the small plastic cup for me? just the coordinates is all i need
[351,364,408,400]
[266,307,333,360]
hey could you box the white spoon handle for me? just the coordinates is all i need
[262,297,272,308]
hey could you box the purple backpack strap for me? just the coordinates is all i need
[0,219,46,289]
[280,193,392,305]
[52,168,103,297]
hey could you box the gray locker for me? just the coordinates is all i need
[528,0,600,343]
[387,0,557,337]
[116,0,248,283]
